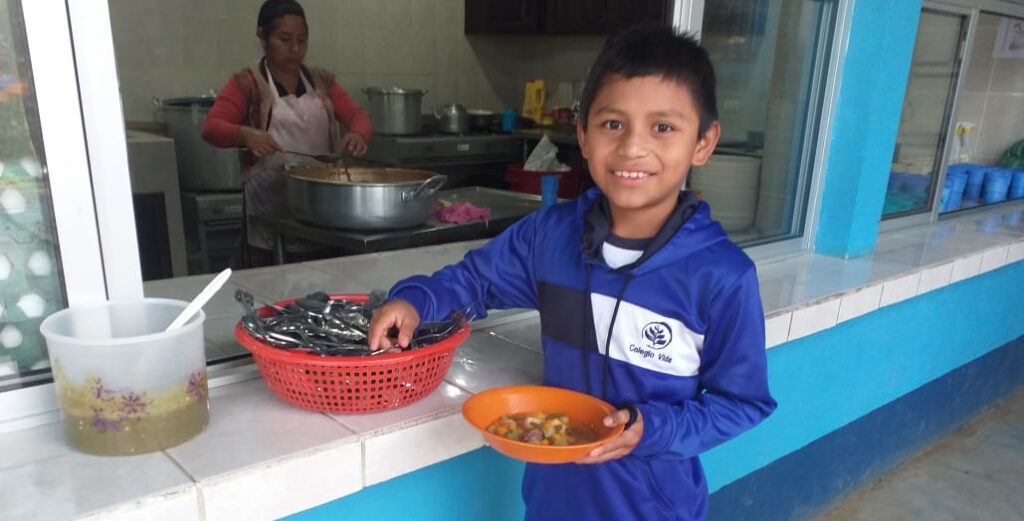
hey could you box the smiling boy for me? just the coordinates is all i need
[369,26,776,521]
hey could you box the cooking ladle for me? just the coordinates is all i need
[285,150,352,181]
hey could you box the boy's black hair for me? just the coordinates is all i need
[579,25,718,136]
[257,0,306,37]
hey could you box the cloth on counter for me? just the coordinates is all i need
[432,201,491,225]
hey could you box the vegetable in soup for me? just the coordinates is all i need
[487,412,597,445]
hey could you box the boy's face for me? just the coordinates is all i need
[577,74,719,228]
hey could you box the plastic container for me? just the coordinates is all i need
[964,165,986,200]
[236,294,469,414]
[501,109,517,132]
[942,169,968,212]
[901,173,931,195]
[39,299,209,456]
[982,168,1011,204]
[505,163,583,199]
[1009,169,1024,199]
[541,175,560,206]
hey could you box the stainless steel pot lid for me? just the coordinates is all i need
[285,165,440,186]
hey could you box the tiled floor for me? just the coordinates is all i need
[812,389,1024,521]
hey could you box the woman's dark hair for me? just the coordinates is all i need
[579,25,718,136]
[257,0,306,36]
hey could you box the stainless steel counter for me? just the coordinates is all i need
[252,187,543,263]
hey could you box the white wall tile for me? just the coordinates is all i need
[916,262,953,295]
[788,297,841,341]
[950,253,984,284]
[199,440,362,521]
[1007,241,1024,264]
[837,283,883,323]
[363,413,484,486]
[764,311,792,348]
[979,246,1009,273]
[79,488,201,521]
[879,273,922,307]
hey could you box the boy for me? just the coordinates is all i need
[369,26,776,521]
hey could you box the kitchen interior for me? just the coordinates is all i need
[112,0,812,282]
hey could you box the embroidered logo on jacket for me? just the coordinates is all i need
[641,322,672,350]
[591,293,704,377]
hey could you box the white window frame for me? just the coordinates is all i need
[0,0,142,432]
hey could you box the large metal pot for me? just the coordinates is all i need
[363,87,427,135]
[285,166,446,230]
[157,96,243,191]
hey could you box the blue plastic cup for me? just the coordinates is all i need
[964,165,986,200]
[982,169,1011,204]
[501,109,517,133]
[541,175,560,206]
[1010,170,1024,199]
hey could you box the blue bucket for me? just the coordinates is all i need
[943,169,967,211]
[982,169,1011,204]
[964,165,986,200]
[1010,169,1024,199]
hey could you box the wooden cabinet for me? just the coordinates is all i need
[465,0,542,34]
[465,0,671,35]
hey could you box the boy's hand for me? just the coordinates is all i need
[575,408,644,464]
[368,299,420,351]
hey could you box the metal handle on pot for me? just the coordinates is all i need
[404,175,447,201]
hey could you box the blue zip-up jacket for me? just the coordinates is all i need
[390,188,776,521]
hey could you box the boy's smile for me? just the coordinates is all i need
[578,74,720,238]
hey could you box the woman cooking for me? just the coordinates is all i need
[202,0,372,267]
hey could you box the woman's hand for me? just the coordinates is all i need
[238,126,284,157]
[368,299,420,351]
[575,408,644,464]
[341,131,368,156]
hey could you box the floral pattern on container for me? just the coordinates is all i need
[53,359,209,455]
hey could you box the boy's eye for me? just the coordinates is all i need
[601,120,622,130]
[654,123,673,133]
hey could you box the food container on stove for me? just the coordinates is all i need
[39,298,209,455]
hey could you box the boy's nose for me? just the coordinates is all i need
[617,129,650,158]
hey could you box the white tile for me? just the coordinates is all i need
[0,422,194,521]
[330,382,469,435]
[979,246,1009,274]
[1008,241,1024,264]
[363,412,484,486]
[879,273,922,307]
[788,297,841,341]
[445,333,544,393]
[78,488,200,521]
[916,262,954,295]
[763,311,792,348]
[950,253,984,284]
[166,379,359,480]
[483,318,543,353]
[837,283,883,323]
[198,440,362,521]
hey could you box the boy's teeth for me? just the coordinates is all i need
[614,171,651,179]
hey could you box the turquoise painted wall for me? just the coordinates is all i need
[815,0,922,257]
[287,262,1024,520]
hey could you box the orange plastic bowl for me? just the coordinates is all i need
[462,385,624,464]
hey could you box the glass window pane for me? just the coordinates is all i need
[944,12,1024,214]
[884,9,966,218]
[0,0,68,390]
[697,0,838,245]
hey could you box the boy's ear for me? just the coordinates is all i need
[576,120,589,159]
[690,121,721,167]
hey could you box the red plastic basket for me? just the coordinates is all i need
[235,294,469,414]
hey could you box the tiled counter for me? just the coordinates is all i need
[2,204,1023,521]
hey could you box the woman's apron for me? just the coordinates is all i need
[244,63,331,251]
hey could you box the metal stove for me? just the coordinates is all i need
[363,131,522,188]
